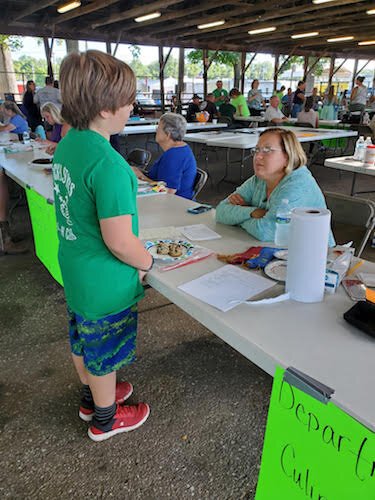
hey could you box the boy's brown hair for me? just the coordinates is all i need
[59,50,136,130]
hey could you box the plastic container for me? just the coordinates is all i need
[364,144,375,167]
[363,112,370,125]
[275,199,291,247]
[22,130,30,144]
[353,136,365,161]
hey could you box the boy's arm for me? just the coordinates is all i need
[100,215,153,271]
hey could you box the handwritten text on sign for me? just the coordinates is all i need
[256,367,374,500]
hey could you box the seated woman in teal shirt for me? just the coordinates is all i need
[216,127,335,245]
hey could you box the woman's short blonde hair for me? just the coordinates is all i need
[59,50,136,130]
[259,127,307,174]
[41,102,63,125]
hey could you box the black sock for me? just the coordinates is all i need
[82,384,93,403]
[94,402,116,428]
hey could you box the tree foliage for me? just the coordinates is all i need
[13,55,48,86]
[0,35,23,50]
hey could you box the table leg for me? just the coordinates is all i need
[350,172,357,196]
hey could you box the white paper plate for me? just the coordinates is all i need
[264,260,287,282]
[145,239,194,262]
[274,249,288,260]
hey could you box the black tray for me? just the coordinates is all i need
[343,301,375,338]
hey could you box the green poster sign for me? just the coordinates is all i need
[26,187,63,286]
[256,367,374,500]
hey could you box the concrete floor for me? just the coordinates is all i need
[1,137,375,499]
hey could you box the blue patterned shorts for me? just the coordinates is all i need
[68,305,138,376]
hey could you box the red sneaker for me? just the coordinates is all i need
[78,381,133,422]
[88,403,150,442]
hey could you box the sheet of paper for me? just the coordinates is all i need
[178,224,221,241]
[139,226,182,241]
[178,264,275,312]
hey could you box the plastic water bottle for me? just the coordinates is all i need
[353,136,365,161]
[22,130,30,144]
[275,199,291,247]
[365,136,373,148]
[363,112,370,125]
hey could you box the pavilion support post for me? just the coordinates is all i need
[159,46,165,113]
[240,51,246,94]
[112,30,123,57]
[43,37,54,79]
[328,56,335,88]
[303,56,309,80]
[158,47,172,113]
[203,49,208,97]
[177,47,184,113]
[351,59,358,89]
[273,54,279,93]
[106,42,111,55]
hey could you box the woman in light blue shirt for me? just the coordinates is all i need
[216,127,335,245]
[247,79,265,115]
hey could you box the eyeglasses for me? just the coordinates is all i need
[251,146,284,155]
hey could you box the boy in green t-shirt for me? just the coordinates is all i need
[54,50,153,442]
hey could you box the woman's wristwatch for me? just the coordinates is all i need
[140,255,154,272]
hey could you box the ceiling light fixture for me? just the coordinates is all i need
[248,26,276,35]
[366,8,375,14]
[57,1,81,14]
[291,31,319,39]
[135,12,161,23]
[197,20,225,29]
[327,36,354,42]
[312,0,336,4]
[358,40,375,45]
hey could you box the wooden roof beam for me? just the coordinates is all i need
[91,0,185,29]
[13,0,57,21]
[52,0,121,25]
[122,0,241,32]
[175,0,366,40]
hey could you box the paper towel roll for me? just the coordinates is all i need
[286,207,331,303]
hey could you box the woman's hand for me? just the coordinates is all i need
[228,193,246,206]
[46,144,57,155]
[251,208,267,219]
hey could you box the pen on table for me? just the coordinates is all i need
[346,260,364,276]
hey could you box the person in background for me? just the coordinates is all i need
[22,80,43,132]
[216,127,334,244]
[367,95,375,110]
[339,90,349,110]
[133,113,197,200]
[247,79,265,116]
[349,76,367,113]
[40,102,70,154]
[275,86,285,109]
[320,86,338,120]
[263,96,288,124]
[311,87,321,111]
[53,49,152,442]
[291,80,306,118]
[53,80,59,89]
[297,96,319,128]
[281,88,293,117]
[213,80,228,110]
[0,101,28,135]
[230,88,250,117]
[34,76,62,109]
[220,96,236,120]
[170,95,178,113]
[186,94,201,122]
[200,93,218,122]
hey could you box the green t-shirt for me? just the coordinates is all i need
[230,95,250,117]
[52,128,144,320]
[213,87,228,108]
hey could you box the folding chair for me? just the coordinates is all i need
[192,168,208,199]
[324,191,375,257]
[126,148,152,173]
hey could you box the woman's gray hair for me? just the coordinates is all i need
[159,112,187,141]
